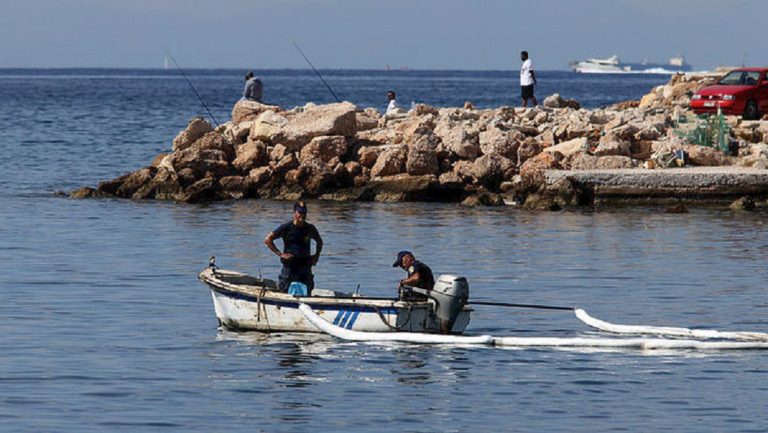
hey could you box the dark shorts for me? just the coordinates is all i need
[278,257,314,294]
[278,264,314,293]
[521,85,535,100]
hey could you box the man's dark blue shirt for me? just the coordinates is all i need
[408,260,435,290]
[272,222,319,259]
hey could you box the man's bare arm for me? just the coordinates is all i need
[265,232,292,260]
[312,233,323,265]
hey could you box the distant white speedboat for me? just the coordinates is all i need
[571,54,692,74]
[199,266,472,334]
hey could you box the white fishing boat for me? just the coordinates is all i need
[200,260,768,350]
[199,265,472,334]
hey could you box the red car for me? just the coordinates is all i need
[690,68,768,120]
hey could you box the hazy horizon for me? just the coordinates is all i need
[1,0,765,70]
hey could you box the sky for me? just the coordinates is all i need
[0,0,765,70]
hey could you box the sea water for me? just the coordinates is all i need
[2,69,768,433]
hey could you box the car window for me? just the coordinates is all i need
[719,71,744,85]
[719,71,761,85]
[745,72,759,85]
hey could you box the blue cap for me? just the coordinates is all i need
[392,250,412,267]
[293,202,307,214]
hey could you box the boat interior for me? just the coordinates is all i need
[205,268,360,299]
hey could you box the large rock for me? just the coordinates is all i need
[188,131,236,161]
[395,116,437,144]
[129,168,183,200]
[169,131,235,181]
[594,131,631,157]
[249,166,274,187]
[272,153,299,178]
[356,110,380,132]
[269,143,288,162]
[569,154,638,169]
[543,137,587,159]
[730,196,756,211]
[272,102,358,151]
[478,128,520,160]
[357,145,384,168]
[219,175,256,199]
[368,174,440,201]
[296,158,335,196]
[434,121,479,159]
[461,192,505,207]
[684,145,727,166]
[178,177,220,203]
[299,135,348,164]
[172,117,213,152]
[249,111,289,142]
[371,147,407,177]
[406,134,440,176]
[518,152,561,191]
[228,120,254,143]
[100,167,157,198]
[517,138,543,166]
[232,100,280,125]
[469,154,514,187]
[543,94,565,108]
[232,140,269,172]
[411,103,439,117]
[170,147,231,183]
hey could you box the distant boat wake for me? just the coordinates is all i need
[299,304,768,350]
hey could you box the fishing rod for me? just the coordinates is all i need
[164,47,222,128]
[468,301,574,311]
[292,41,342,103]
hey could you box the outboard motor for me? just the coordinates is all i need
[430,275,469,334]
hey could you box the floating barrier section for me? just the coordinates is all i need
[299,304,768,350]
[573,308,768,342]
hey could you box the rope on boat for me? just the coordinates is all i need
[373,305,414,331]
[298,304,768,350]
[573,309,768,342]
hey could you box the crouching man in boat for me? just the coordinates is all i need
[264,201,323,295]
[392,251,435,300]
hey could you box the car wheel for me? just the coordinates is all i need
[743,100,759,120]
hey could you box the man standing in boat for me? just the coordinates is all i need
[264,201,323,294]
[392,251,435,300]
[520,51,537,107]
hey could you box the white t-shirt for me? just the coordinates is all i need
[386,99,398,114]
[520,59,535,86]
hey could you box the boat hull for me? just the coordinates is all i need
[201,268,471,334]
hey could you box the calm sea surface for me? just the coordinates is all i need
[2,69,768,433]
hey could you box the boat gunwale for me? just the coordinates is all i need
[199,268,427,311]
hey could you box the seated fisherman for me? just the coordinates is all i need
[264,201,323,294]
[392,250,434,300]
[242,71,263,102]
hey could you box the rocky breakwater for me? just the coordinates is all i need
[72,73,768,209]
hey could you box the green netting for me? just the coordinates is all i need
[673,113,730,154]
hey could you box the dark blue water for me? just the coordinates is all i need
[2,70,768,433]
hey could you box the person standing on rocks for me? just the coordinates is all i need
[520,51,537,107]
[264,201,323,294]
[386,90,399,114]
[242,71,263,102]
